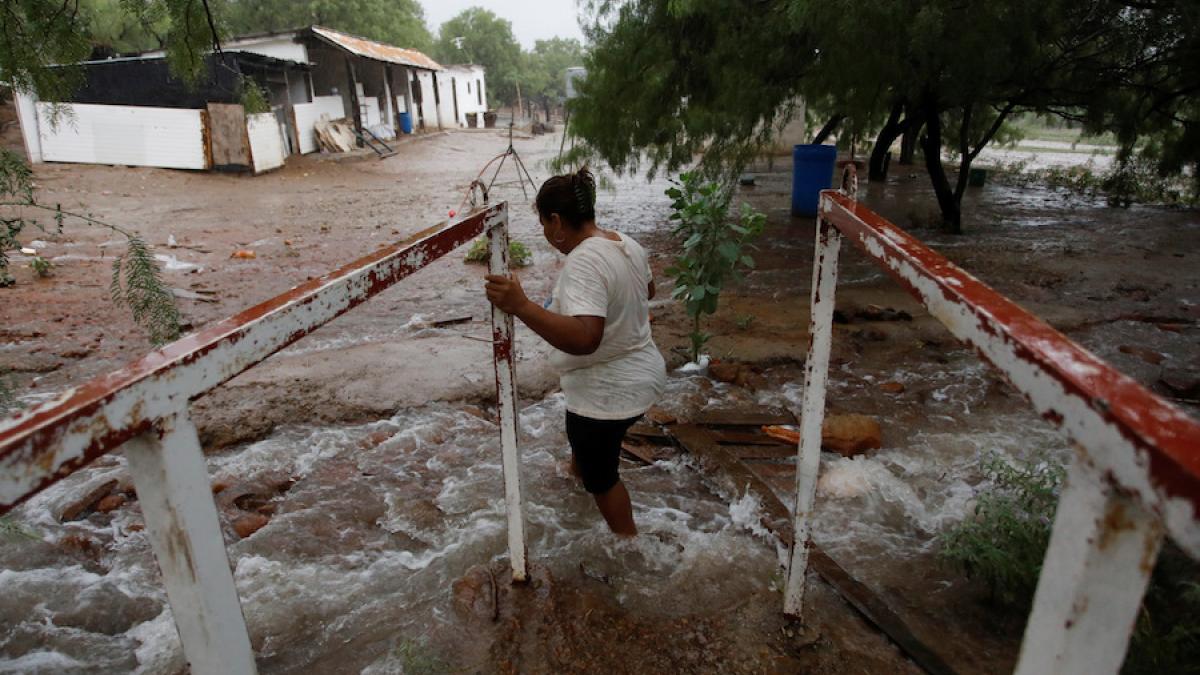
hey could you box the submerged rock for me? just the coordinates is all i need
[231,513,269,539]
[1119,344,1166,366]
[821,414,883,457]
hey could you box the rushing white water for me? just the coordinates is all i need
[0,383,782,673]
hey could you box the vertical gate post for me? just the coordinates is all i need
[124,410,256,675]
[784,199,843,618]
[1015,455,1163,675]
[487,203,528,582]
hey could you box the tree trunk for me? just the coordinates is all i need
[919,102,961,233]
[868,102,905,181]
[811,114,844,145]
[899,115,923,165]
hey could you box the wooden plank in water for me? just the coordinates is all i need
[726,444,799,460]
[707,429,792,446]
[695,407,796,427]
[668,425,959,675]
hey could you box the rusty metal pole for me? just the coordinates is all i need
[486,203,528,581]
[124,410,256,675]
[784,194,843,618]
[1015,456,1163,675]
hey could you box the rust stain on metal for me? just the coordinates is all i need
[819,190,1200,521]
[312,26,443,71]
[1,206,501,514]
[1098,500,1136,551]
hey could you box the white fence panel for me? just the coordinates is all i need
[292,96,346,154]
[246,113,286,174]
[37,103,208,170]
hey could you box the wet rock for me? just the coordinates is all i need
[821,414,882,457]
[95,494,126,513]
[708,362,768,390]
[357,429,394,449]
[854,305,912,322]
[645,406,677,426]
[453,564,498,621]
[231,513,269,539]
[1118,345,1165,366]
[878,381,906,394]
[59,480,118,522]
[461,405,491,421]
[1160,370,1200,399]
[709,361,740,384]
[851,328,887,342]
[56,346,93,359]
[57,534,103,559]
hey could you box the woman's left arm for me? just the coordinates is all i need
[485,274,604,355]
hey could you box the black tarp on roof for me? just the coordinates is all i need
[63,52,306,108]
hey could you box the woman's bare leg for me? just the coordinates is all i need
[593,480,637,536]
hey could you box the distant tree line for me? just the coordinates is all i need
[72,2,583,114]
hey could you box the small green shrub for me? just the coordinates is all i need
[0,368,19,414]
[940,452,1065,607]
[387,639,449,674]
[463,237,532,267]
[238,76,271,115]
[735,314,755,331]
[942,452,1200,673]
[0,515,39,541]
[664,172,765,363]
[30,255,52,277]
[988,156,1198,208]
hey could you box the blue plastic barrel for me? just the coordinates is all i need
[791,144,837,217]
[399,112,413,134]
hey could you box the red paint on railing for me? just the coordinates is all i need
[820,190,1200,519]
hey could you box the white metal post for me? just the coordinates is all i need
[1015,455,1163,675]
[784,200,843,617]
[487,204,528,582]
[124,410,256,675]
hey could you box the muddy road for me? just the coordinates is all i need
[2,120,1198,674]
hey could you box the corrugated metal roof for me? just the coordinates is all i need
[311,26,443,71]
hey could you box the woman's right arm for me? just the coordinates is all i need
[485,274,605,355]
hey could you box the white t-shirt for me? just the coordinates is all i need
[547,231,667,420]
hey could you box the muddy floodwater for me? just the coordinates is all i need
[1,120,1198,673]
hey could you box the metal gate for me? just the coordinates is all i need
[784,189,1200,674]
[0,202,525,674]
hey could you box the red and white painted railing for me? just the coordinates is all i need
[0,202,526,675]
[785,189,1200,674]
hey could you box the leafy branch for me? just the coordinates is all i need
[1,148,181,345]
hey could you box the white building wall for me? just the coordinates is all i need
[415,70,439,130]
[444,65,487,126]
[435,72,455,129]
[36,102,208,170]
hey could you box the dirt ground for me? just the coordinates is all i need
[3,101,1200,673]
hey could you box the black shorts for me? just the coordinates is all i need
[565,411,643,494]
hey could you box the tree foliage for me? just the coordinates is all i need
[521,38,585,116]
[433,8,523,105]
[571,0,1200,231]
[225,0,433,53]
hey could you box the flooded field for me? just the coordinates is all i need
[2,124,1198,672]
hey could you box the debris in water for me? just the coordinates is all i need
[764,414,882,457]
[230,250,257,260]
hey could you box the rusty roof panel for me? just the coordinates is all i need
[311,26,443,71]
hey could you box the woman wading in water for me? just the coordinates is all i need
[485,167,666,536]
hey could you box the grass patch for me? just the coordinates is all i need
[941,452,1200,673]
[463,237,532,267]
